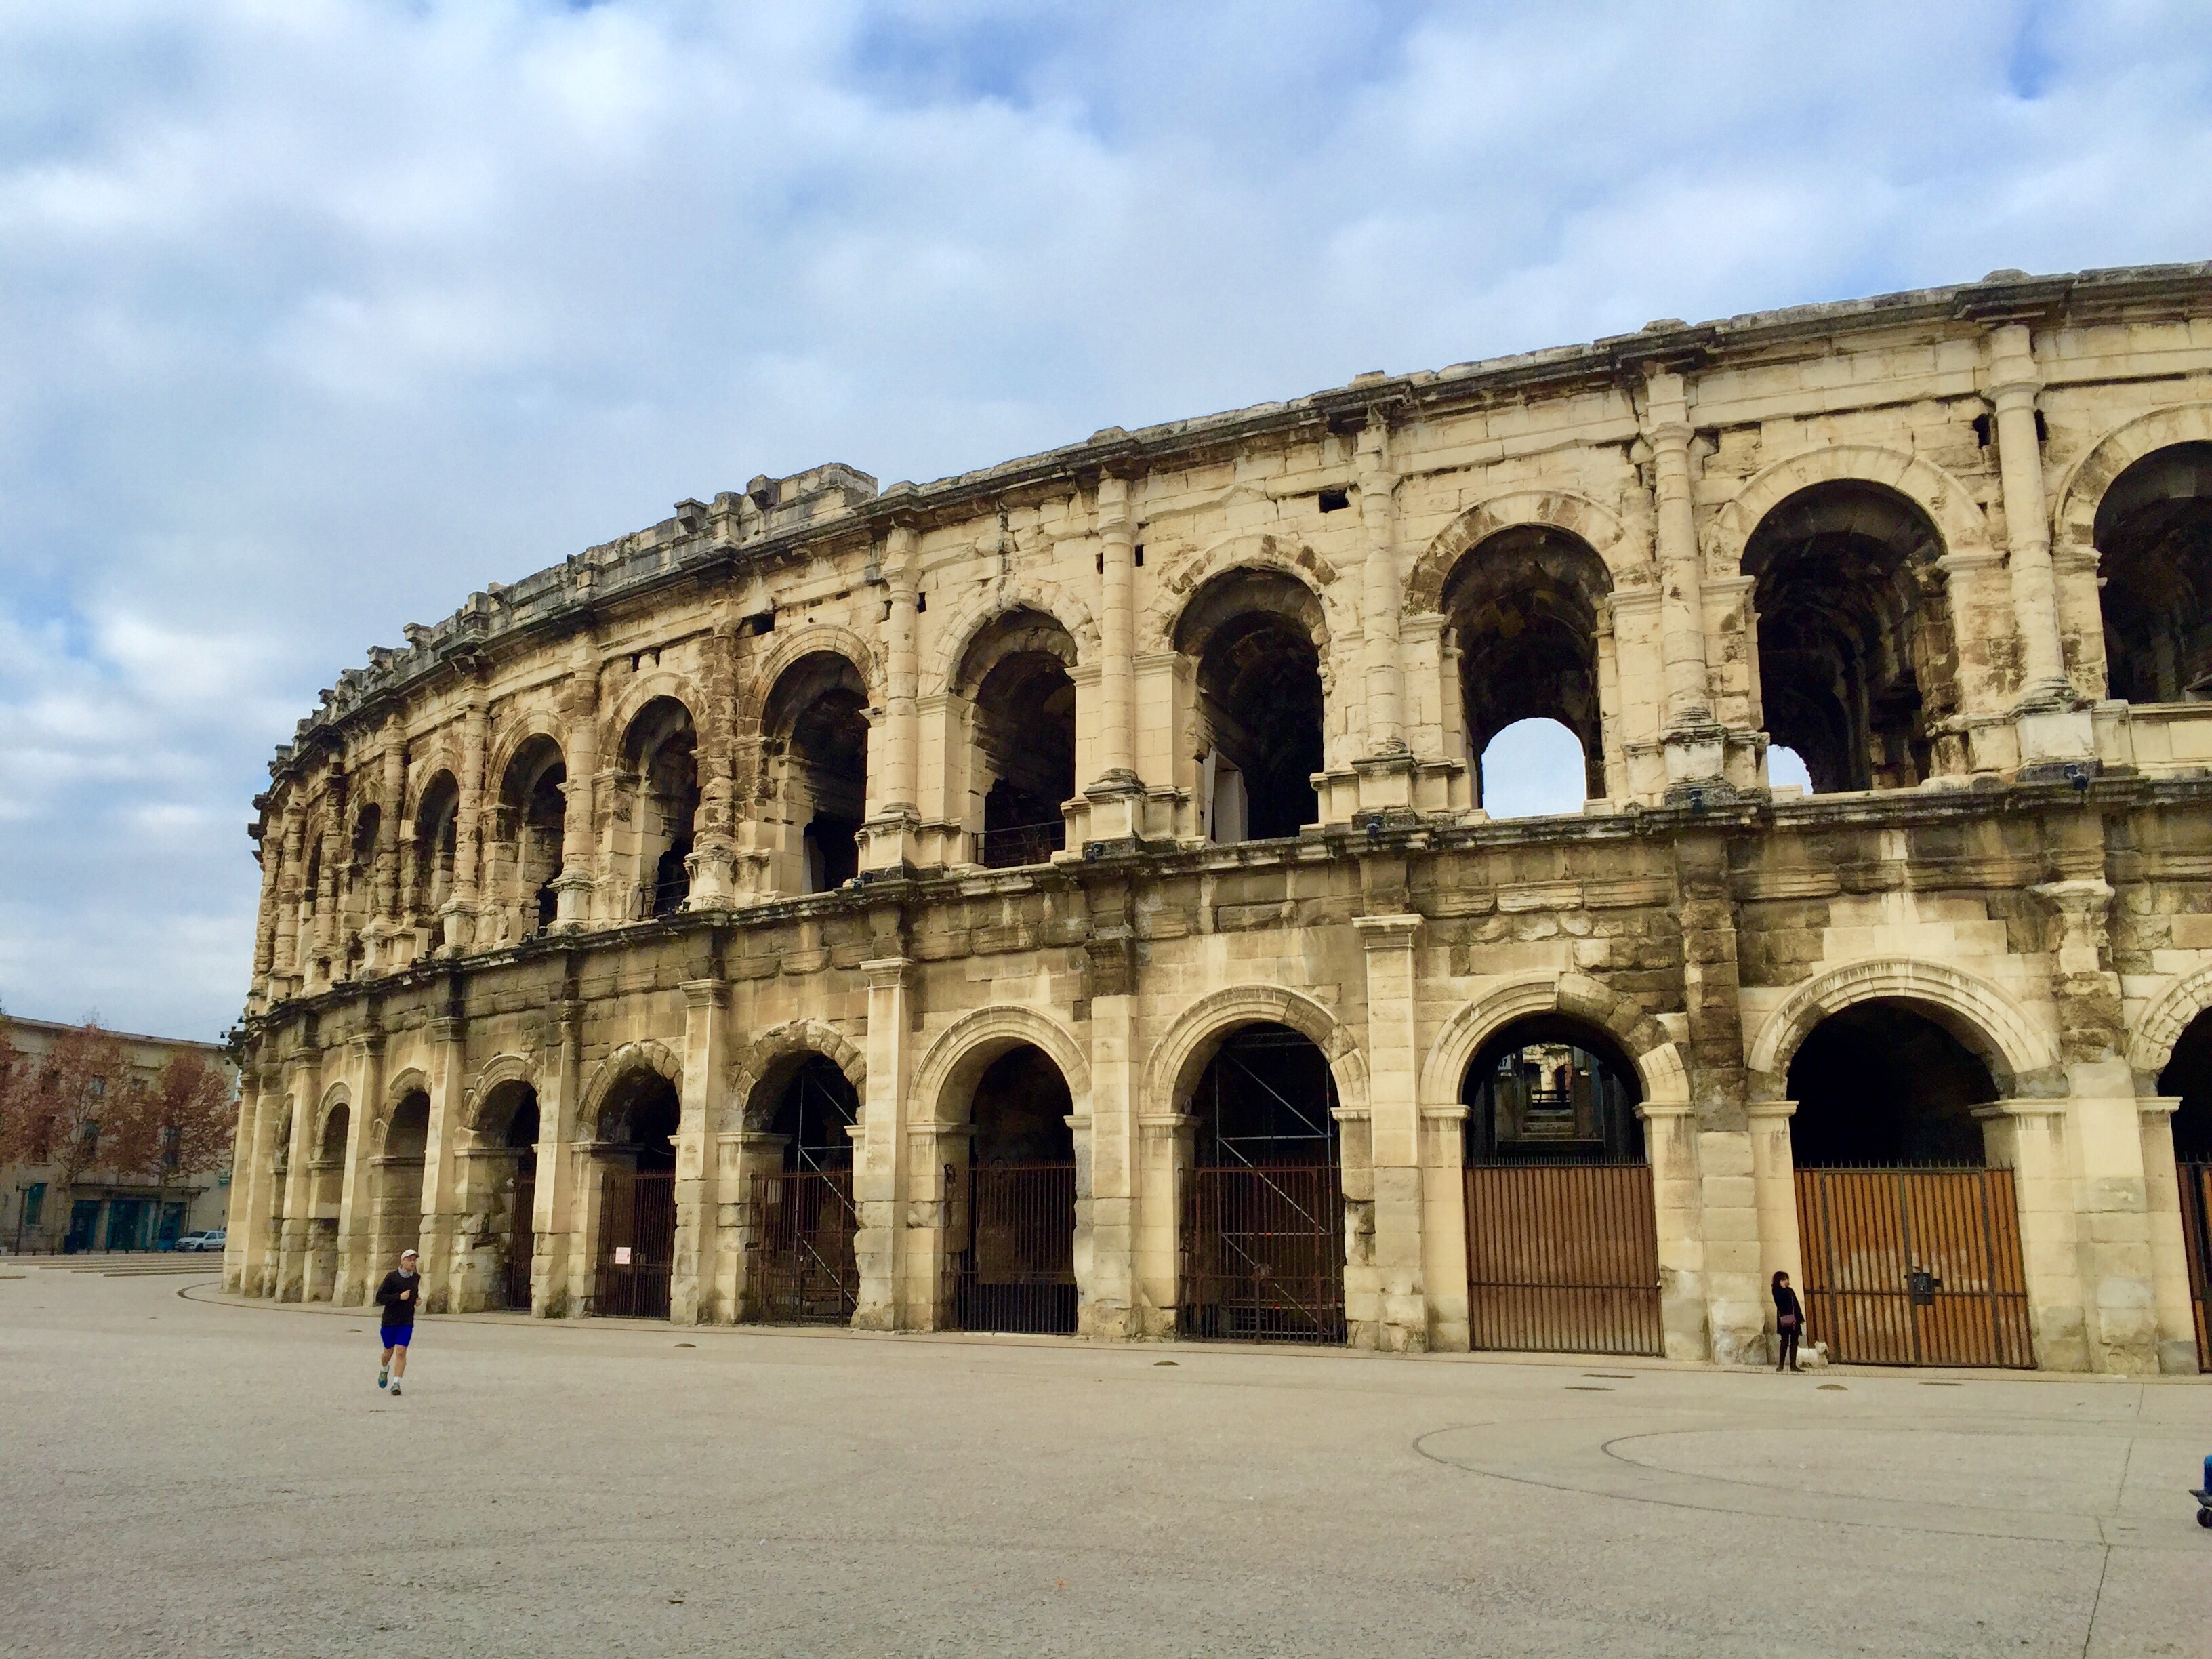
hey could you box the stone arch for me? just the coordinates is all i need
[485,707,568,798]
[1744,957,2057,1099]
[602,669,708,756]
[577,1039,684,1136]
[1418,970,1689,1110]
[313,1082,353,1157]
[925,583,1099,698]
[463,1051,542,1131]
[1706,443,1992,574]
[909,1006,1092,1128]
[2051,402,2212,562]
[1141,533,1344,655]
[1140,984,1368,1121]
[740,625,880,730]
[403,745,463,823]
[1404,490,1638,615]
[375,1068,434,1155]
[723,1019,868,1132]
[2129,964,2212,1080]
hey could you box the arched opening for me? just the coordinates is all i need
[2094,442,2212,703]
[477,1080,539,1311]
[300,835,324,979]
[410,773,459,937]
[592,1067,680,1319]
[744,1054,861,1326]
[950,1044,1077,1334]
[495,736,566,940]
[957,611,1076,869]
[344,806,380,975]
[1787,1001,1995,1166]
[1785,1000,2032,1367]
[307,1101,348,1301]
[1747,482,1959,792]
[2157,1008,2212,1369]
[1458,1015,1658,1355]
[621,697,700,918]
[375,1090,430,1279]
[1176,572,1324,843]
[1443,526,1610,808]
[762,653,869,893]
[1179,1022,1344,1343]
[1462,1017,1645,1165]
[1477,719,1592,819]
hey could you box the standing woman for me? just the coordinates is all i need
[1772,1269,1805,1372]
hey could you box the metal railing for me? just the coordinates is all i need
[979,819,1065,870]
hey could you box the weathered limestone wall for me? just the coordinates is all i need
[225,266,2212,1373]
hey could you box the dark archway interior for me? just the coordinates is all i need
[769,1055,860,1172]
[2096,442,2212,703]
[1179,573,1324,842]
[386,1091,430,1160]
[1462,1015,1644,1164]
[970,1046,1074,1164]
[1444,526,1609,805]
[1787,1000,1996,1166]
[499,737,567,934]
[599,1069,680,1171]
[2159,1008,2212,1160]
[768,655,869,892]
[1191,1023,1338,1168]
[318,1103,350,1164]
[1748,482,1957,792]
[626,699,700,917]
[959,611,1076,868]
[413,773,459,916]
[485,1081,539,1174]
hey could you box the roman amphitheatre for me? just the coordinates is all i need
[223,263,2212,1376]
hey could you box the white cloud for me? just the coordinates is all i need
[2,0,2208,1032]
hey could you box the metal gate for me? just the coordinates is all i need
[745,1168,859,1324]
[1463,1163,1662,1356]
[596,1168,676,1319]
[949,1162,1077,1334]
[1794,1166,2033,1367]
[1179,1166,1346,1343]
[2179,1161,2212,1369]
[502,1170,535,1311]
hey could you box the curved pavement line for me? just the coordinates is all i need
[1410,1420,2196,1551]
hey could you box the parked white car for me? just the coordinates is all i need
[173,1230,226,1253]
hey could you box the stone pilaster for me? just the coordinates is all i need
[1086,472,1143,840]
[274,1045,321,1302]
[332,1027,385,1307]
[535,998,583,1316]
[555,643,601,924]
[862,522,924,874]
[1355,411,1408,787]
[1745,1098,1802,1355]
[1082,988,1138,1338]
[443,695,489,949]
[1974,1098,2087,1370]
[670,977,729,1324]
[1354,912,1426,1351]
[2133,1097,2200,1374]
[411,1016,465,1312]
[1643,369,1723,791]
[853,956,916,1329]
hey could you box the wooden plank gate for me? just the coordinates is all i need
[2179,1161,2212,1370]
[596,1168,676,1319]
[1793,1167,2032,1368]
[949,1162,1078,1334]
[1179,1165,1346,1345]
[1463,1162,1663,1356]
[745,1168,859,1325]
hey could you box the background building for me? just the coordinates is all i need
[3,1017,237,1252]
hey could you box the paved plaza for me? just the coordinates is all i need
[1,1261,2205,1658]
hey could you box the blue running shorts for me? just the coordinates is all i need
[379,1324,413,1349]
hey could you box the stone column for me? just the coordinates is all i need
[1644,369,1723,790]
[1418,1103,1471,1352]
[2032,876,2159,1372]
[415,1016,468,1313]
[714,1129,786,1322]
[554,649,600,924]
[1085,473,1143,841]
[274,1047,321,1301]
[670,977,729,1324]
[443,695,489,949]
[361,724,407,972]
[224,1060,271,1294]
[863,523,923,872]
[853,956,917,1330]
[2134,1097,2200,1374]
[249,833,282,1011]
[1083,984,1139,1338]
[687,618,742,906]
[1354,913,1426,1350]
[331,1029,385,1306]
[1643,1101,1708,1360]
[1975,1099,2087,1370]
[1356,413,1406,762]
[1746,1099,1803,1359]
[534,998,583,1316]
[1593,600,1626,802]
[312,814,342,983]
[1989,323,2094,766]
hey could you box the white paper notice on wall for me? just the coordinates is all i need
[613,1246,632,1265]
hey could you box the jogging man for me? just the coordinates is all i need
[374,1248,423,1395]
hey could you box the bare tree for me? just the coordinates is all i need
[0,1021,137,1248]
[111,1052,236,1233]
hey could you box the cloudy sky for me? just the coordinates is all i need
[3,1,2209,1039]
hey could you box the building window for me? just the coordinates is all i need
[23,1183,46,1230]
